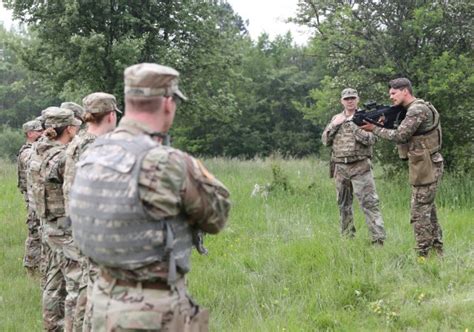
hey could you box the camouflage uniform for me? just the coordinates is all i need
[373,98,443,256]
[17,120,43,272]
[322,113,386,243]
[28,107,82,332]
[62,130,96,331]
[61,101,85,123]
[70,63,231,331]
[63,92,120,332]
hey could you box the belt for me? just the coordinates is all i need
[334,157,366,164]
[101,271,171,291]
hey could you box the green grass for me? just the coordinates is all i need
[1,158,473,331]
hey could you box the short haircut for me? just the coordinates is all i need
[125,96,164,113]
[389,78,413,94]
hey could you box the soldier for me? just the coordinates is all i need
[361,78,444,257]
[28,107,82,331]
[322,88,386,245]
[61,101,85,124]
[17,119,43,275]
[69,63,231,331]
[62,93,119,331]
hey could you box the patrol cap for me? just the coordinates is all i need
[60,102,85,121]
[43,107,82,128]
[22,119,43,133]
[35,115,45,127]
[341,88,358,99]
[124,63,187,101]
[82,92,122,114]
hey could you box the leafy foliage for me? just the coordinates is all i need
[1,0,472,171]
[295,0,473,171]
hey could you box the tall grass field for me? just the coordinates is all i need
[1,158,473,331]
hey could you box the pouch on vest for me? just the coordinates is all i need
[408,149,436,186]
[397,143,409,160]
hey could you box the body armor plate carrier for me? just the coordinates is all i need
[70,135,193,284]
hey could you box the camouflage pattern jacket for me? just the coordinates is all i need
[17,142,33,199]
[71,118,231,282]
[63,131,97,215]
[28,136,68,225]
[373,99,443,161]
[322,112,377,163]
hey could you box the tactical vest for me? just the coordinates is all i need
[70,135,193,284]
[408,99,442,154]
[28,141,66,223]
[402,100,442,186]
[331,120,372,162]
[63,133,96,216]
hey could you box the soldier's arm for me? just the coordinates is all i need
[139,149,230,234]
[351,122,377,146]
[181,154,231,234]
[17,149,29,194]
[321,116,342,146]
[46,152,67,183]
[373,107,425,143]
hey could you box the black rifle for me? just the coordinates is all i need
[352,102,406,129]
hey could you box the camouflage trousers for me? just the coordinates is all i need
[74,259,99,332]
[42,226,82,332]
[92,273,209,331]
[411,160,444,256]
[334,159,386,242]
[23,210,41,271]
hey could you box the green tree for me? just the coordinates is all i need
[5,0,252,156]
[0,25,58,128]
[230,33,322,158]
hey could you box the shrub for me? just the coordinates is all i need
[0,125,24,161]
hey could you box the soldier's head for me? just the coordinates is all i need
[42,107,81,143]
[60,102,85,123]
[340,88,359,112]
[123,63,187,132]
[82,92,120,134]
[22,119,43,142]
[389,78,414,106]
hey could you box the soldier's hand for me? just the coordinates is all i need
[331,114,346,126]
[377,115,385,125]
[360,121,375,132]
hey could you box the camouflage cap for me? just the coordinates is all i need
[124,63,187,101]
[22,119,43,133]
[35,115,45,127]
[341,88,358,99]
[43,107,82,128]
[82,92,122,114]
[60,102,85,121]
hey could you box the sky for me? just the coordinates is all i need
[0,1,311,44]
[0,2,14,29]
[226,0,311,45]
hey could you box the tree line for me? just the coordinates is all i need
[1,0,472,173]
